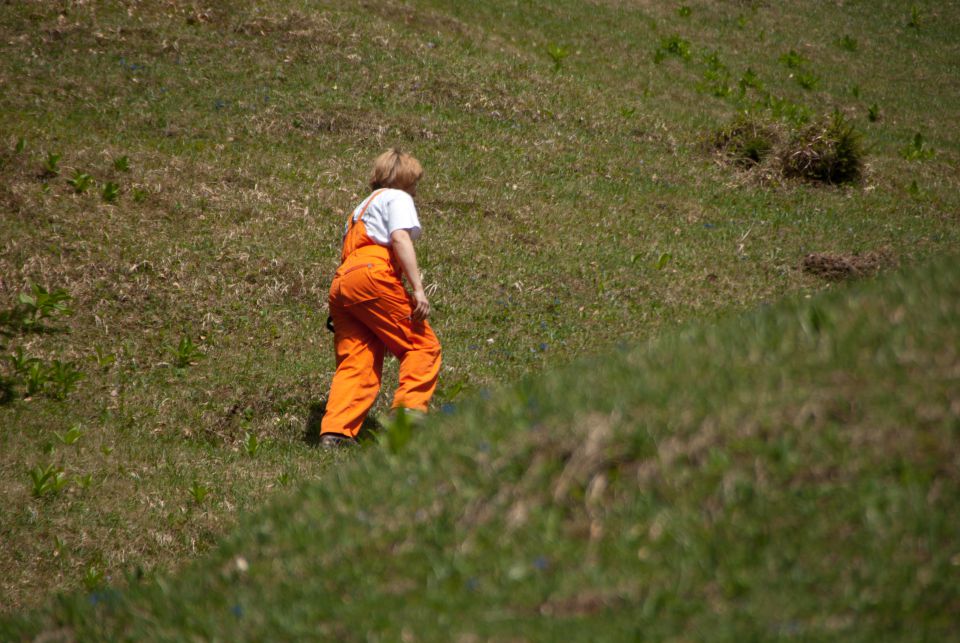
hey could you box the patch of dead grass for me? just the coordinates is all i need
[801,250,894,281]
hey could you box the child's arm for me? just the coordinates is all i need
[390,229,430,321]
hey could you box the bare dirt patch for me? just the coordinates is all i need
[801,251,894,281]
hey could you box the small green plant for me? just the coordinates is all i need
[100,444,114,456]
[867,103,880,122]
[654,34,691,63]
[113,155,130,172]
[850,85,861,99]
[545,43,570,71]
[24,361,47,397]
[67,171,94,194]
[907,6,922,28]
[761,94,812,126]
[55,423,84,446]
[655,252,672,270]
[188,481,210,504]
[46,360,83,399]
[901,132,934,160]
[42,152,61,177]
[276,472,292,487]
[700,51,731,97]
[779,49,809,69]
[102,181,120,203]
[15,137,26,154]
[83,565,105,590]
[620,106,636,118]
[738,68,764,95]
[678,6,691,18]
[837,35,858,51]
[16,284,73,329]
[53,535,68,558]
[173,336,205,368]
[7,346,40,374]
[92,345,116,370]
[243,432,262,457]
[795,71,819,90]
[29,463,69,498]
[76,473,94,490]
[378,408,421,454]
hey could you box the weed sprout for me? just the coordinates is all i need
[40,152,62,178]
[29,463,69,498]
[83,566,105,590]
[779,49,808,69]
[188,482,210,504]
[102,182,120,203]
[837,35,858,51]
[907,6,922,28]
[795,71,819,90]
[67,171,94,194]
[545,43,570,71]
[700,51,731,97]
[901,132,934,160]
[654,35,691,63]
[173,336,205,368]
[46,360,84,399]
[243,432,262,457]
[55,424,84,446]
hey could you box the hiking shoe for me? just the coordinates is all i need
[319,432,357,450]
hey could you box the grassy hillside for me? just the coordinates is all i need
[5,249,959,641]
[2,0,959,614]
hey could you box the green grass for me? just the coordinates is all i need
[5,251,959,640]
[1,0,959,620]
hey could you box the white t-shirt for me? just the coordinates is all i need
[346,188,421,246]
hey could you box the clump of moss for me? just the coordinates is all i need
[780,112,863,184]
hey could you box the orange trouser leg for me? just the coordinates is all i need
[347,295,441,413]
[392,321,442,412]
[320,307,385,438]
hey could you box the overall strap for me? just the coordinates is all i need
[340,189,387,263]
[347,188,387,229]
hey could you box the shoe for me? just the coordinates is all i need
[319,432,357,450]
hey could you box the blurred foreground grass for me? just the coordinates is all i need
[5,250,959,640]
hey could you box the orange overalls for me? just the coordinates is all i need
[320,190,442,439]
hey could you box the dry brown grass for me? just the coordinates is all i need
[802,250,894,281]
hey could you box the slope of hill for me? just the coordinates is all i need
[1,0,958,615]
[5,250,959,640]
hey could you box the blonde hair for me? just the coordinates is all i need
[368,148,423,192]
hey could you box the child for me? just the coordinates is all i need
[319,149,442,448]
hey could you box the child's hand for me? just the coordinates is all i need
[412,289,431,321]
